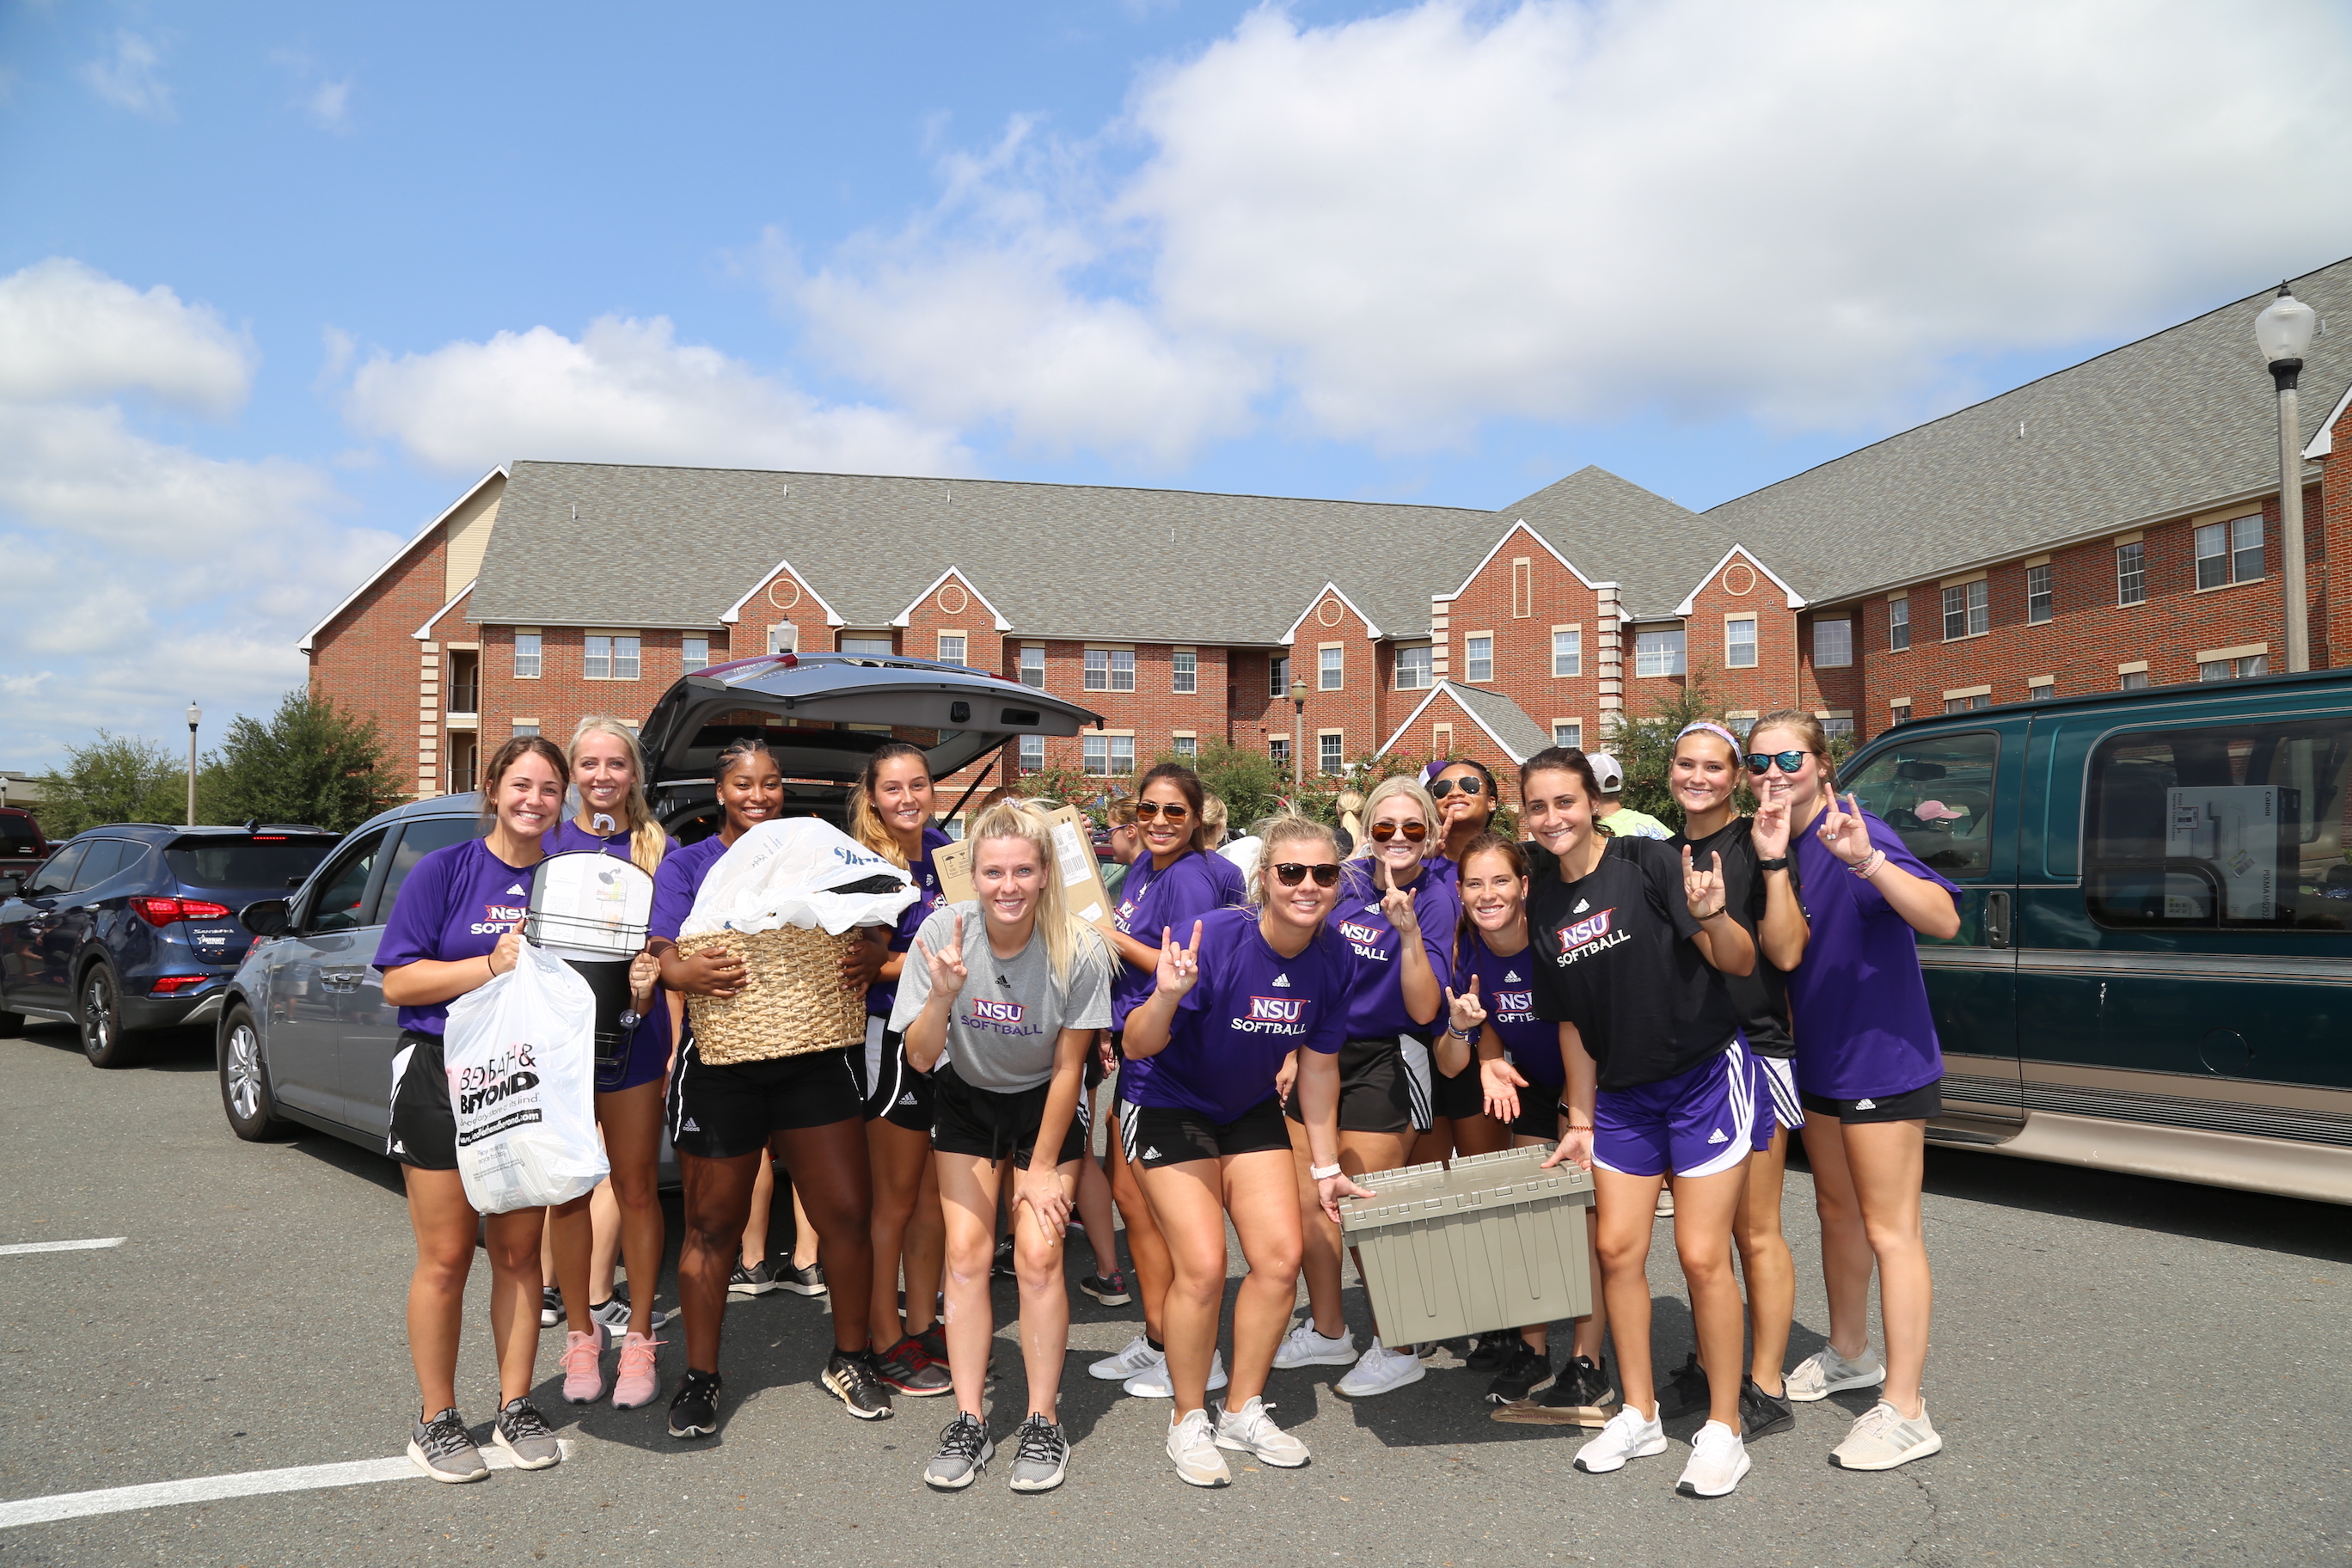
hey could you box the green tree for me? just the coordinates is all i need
[1152,742,1290,835]
[34,732,187,836]
[205,690,403,833]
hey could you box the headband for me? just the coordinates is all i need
[1675,720,1745,755]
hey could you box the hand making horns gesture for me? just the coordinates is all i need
[1444,974,1487,1037]
[1155,919,1204,1001]
[1681,844,1727,922]
[1815,790,1877,868]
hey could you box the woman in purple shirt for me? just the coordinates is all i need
[1121,812,1369,1488]
[537,716,675,1412]
[1746,711,1960,1474]
[1273,774,1453,1400]
[1417,759,1511,1168]
[374,735,573,1483]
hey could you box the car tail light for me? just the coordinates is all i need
[130,896,235,928]
[150,975,210,995]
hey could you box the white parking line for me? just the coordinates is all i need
[0,1441,576,1528]
[0,1238,126,1256]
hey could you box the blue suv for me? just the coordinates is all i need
[0,823,338,1066]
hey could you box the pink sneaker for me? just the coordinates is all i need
[612,1332,664,1410]
[561,1327,606,1405]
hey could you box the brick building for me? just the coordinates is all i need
[306,260,2352,811]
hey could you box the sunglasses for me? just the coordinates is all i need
[1369,820,1429,842]
[1428,776,1485,799]
[1271,861,1344,888]
[1134,800,1190,823]
[1745,750,1812,775]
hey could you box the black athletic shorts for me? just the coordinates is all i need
[1432,1050,1485,1121]
[1505,1082,1567,1141]
[1799,1076,1943,1124]
[665,1034,865,1160]
[930,1062,1087,1169]
[1284,1037,1433,1136]
[856,1018,934,1132]
[386,1030,459,1172]
[1121,1093,1291,1169]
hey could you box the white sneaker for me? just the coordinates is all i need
[1830,1400,1943,1471]
[1167,1408,1231,1488]
[1336,1338,1426,1398]
[1573,1401,1668,1473]
[1785,1344,1886,1403]
[1124,1349,1227,1399]
[1214,1395,1309,1467]
[1675,1419,1751,1498]
[1089,1334,1163,1382]
[1271,1320,1357,1369]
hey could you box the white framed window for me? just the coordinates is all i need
[2120,669,2150,691]
[1269,735,1290,768]
[767,623,798,656]
[1172,649,1197,694]
[841,634,894,656]
[1318,732,1344,775]
[512,632,542,679]
[1464,634,1494,683]
[1019,645,1044,688]
[1320,644,1344,690]
[511,721,539,738]
[1082,734,1107,774]
[1888,597,1910,652]
[1269,656,1289,700]
[1633,628,1685,677]
[1945,693,1991,714]
[1173,733,1198,760]
[2199,653,2269,682]
[1942,581,1988,640]
[2029,682,2055,701]
[2195,515,2263,590]
[1553,721,1583,749]
[1018,734,1044,772]
[1812,618,1852,668]
[1822,716,1855,739]
[1394,646,1432,690]
[1552,628,1582,677]
[936,632,967,666]
[1889,699,1913,725]
[682,635,709,672]
[2027,563,2053,623]
[2116,542,2147,606]
[586,634,641,680]
[1111,735,1135,774]
[1082,649,1134,691]
[1725,616,1758,669]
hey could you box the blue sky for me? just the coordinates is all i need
[4,0,2351,769]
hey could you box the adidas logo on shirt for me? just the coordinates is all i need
[1854,1098,1877,1111]
[1271,973,1290,986]
[1708,1129,1729,1144]
[898,1093,918,1106]
[1572,899,1590,914]
[506,884,527,897]
[1504,970,1522,983]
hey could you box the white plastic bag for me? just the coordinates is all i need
[442,942,609,1214]
[680,818,917,940]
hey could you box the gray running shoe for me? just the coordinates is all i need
[925,1412,994,1491]
[1008,1413,1069,1492]
[1785,1344,1886,1403]
[407,1407,487,1483]
[492,1397,562,1470]
[1830,1400,1943,1471]
[728,1260,779,1297]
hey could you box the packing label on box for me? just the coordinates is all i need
[935,803,1112,925]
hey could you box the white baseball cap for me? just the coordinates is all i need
[1586,751,1626,793]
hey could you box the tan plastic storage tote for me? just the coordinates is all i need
[1338,1145,1594,1345]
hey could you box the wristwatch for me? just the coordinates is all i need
[1756,855,1790,872]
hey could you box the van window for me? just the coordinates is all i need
[2085,715,2352,931]
[1841,731,1999,877]
[372,817,487,925]
[304,831,386,935]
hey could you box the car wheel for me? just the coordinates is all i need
[78,961,138,1069]
[218,1004,291,1141]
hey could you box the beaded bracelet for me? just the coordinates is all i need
[1849,849,1885,879]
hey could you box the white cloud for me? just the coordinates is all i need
[0,258,256,415]
[79,28,170,116]
[781,0,2352,455]
[271,49,353,132]
[341,313,971,477]
[308,78,351,130]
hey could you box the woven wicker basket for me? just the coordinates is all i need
[677,925,867,1066]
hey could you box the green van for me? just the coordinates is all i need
[1836,668,2352,1205]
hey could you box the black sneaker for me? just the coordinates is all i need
[538,1285,564,1327]
[991,1235,1016,1278]
[669,1369,722,1439]
[925,1411,994,1490]
[1484,1341,1553,1405]
[1490,1355,1618,1427]
[874,1335,954,1396]
[916,1323,949,1365]
[728,1260,779,1297]
[1739,1375,1795,1441]
[1079,1271,1131,1307]
[777,1260,827,1296]
[1464,1328,1517,1372]
[823,1349,894,1420]
[1655,1351,1710,1420]
[1008,1412,1069,1492]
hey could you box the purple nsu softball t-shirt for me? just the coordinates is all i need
[1124,907,1346,1125]
[869,826,954,1020]
[1326,859,1459,1042]
[1785,805,1961,1102]
[1455,929,1561,1086]
[647,835,732,946]
[1111,849,1237,1027]
[373,838,538,1036]
[540,821,681,1061]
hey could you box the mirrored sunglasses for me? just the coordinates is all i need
[1369,820,1430,842]
[1744,750,1810,775]
[1134,800,1191,822]
[1428,776,1485,799]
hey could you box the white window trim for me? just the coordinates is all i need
[2196,641,2269,664]
[1172,646,1199,695]
[2026,675,2055,689]
[1724,613,1759,669]
[1318,640,1346,691]
[2116,659,2149,675]
[1942,683,1993,701]
[1939,569,1988,589]
[1461,630,1496,683]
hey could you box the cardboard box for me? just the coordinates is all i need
[934,804,1113,925]
[1339,1144,1594,1343]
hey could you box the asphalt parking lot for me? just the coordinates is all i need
[1,1022,2346,1568]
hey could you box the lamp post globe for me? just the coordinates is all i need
[2256,284,2318,672]
[1289,676,1308,788]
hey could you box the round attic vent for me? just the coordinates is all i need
[1317,598,1345,628]
[768,576,802,610]
[1723,563,1756,596]
[938,583,969,615]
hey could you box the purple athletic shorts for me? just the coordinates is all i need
[1592,1032,1757,1180]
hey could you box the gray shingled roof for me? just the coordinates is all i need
[1439,681,1555,762]
[470,463,1506,645]
[1489,466,1722,620]
[1706,259,2352,606]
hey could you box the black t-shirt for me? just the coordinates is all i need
[1525,836,1743,1091]
[1671,818,1793,1060]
